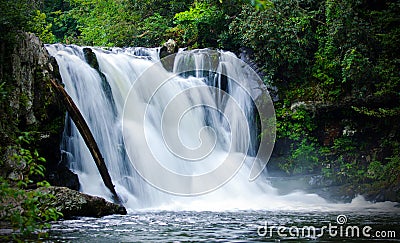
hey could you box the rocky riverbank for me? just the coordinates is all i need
[267,173,400,203]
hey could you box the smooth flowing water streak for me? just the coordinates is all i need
[46,44,398,212]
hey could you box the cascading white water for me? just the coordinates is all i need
[46,44,397,212]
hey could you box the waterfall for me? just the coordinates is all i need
[48,44,347,211]
[46,45,264,208]
[45,44,400,212]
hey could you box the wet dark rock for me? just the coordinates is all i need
[269,172,400,203]
[37,186,127,219]
[47,165,80,191]
[359,181,400,203]
[0,32,65,184]
[313,185,357,203]
[83,47,117,116]
[83,47,99,70]
[239,47,279,102]
[308,175,334,188]
[267,174,359,203]
[160,39,178,72]
[160,39,178,59]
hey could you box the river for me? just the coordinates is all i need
[48,209,399,242]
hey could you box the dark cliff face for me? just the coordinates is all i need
[0,32,76,188]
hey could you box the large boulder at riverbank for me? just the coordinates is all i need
[37,186,127,219]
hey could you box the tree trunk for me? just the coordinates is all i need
[49,78,122,205]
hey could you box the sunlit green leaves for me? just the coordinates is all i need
[249,0,273,11]
[65,0,136,46]
[173,2,227,47]
[28,10,55,43]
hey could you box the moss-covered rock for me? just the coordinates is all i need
[37,186,127,219]
[0,32,75,188]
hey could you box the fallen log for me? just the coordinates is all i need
[49,78,122,204]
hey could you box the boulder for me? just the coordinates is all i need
[159,39,178,59]
[47,165,80,191]
[159,39,178,71]
[37,186,127,219]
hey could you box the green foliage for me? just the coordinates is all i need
[321,135,400,186]
[232,0,399,102]
[11,133,47,186]
[319,133,366,183]
[43,0,78,43]
[0,132,62,239]
[133,13,172,47]
[275,101,317,141]
[173,2,227,47]
[0,0,32,40]
[367,161,384,181]
[352,106,400,118]
[371,144,400,185]
[0,82,7,101]
[230,0,320,93]
[231,0,400,188]
[64,0,136,46]
[0,178,62,239]
[28,10,55,44]
[332,137,355,153]
[0,0,55,44]
[40,0,251,48]
[249,0,273,11]
[280,139,320,175]
[384,152,400,185]
[275,102,320,175]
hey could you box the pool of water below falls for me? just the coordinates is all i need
[48,209,399,242]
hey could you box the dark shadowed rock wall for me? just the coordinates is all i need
[0,32,78,189]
